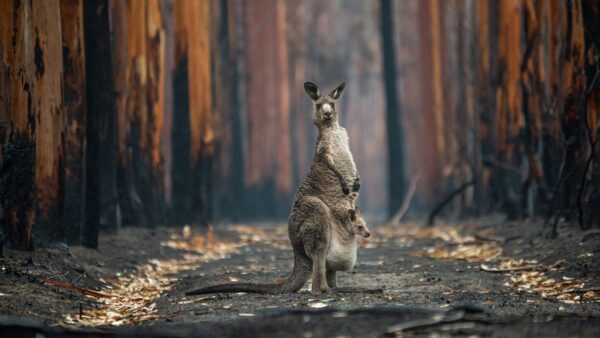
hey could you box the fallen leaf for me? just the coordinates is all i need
[309,302,327,309]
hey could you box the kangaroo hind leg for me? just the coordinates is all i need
[311,249,329,293]
[326,269,338,288]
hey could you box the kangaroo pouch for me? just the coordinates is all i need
[326,233,357,271]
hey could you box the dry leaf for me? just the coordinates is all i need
[413,243,502,262]
[309,302,328,309]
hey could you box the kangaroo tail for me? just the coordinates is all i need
[185,254,311,296]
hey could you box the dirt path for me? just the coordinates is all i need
[1,219,599,337]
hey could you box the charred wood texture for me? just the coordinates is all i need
[60,0,86,244]
[380,0,407,218]
[83,0,118,247]
[0,1,38,250]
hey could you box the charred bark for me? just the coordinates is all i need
[83,0,119,247]
[380,0,406,217]
[60,0,86,244]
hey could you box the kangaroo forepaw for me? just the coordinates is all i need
[352,176,360,192]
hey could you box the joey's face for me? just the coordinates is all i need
[348,207,370,238]
[304,82,346,127]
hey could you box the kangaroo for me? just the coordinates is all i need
[304,81,360,196]
[186,82,380,295]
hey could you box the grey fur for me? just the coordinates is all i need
[186,82,371,296]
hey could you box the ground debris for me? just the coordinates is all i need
[412,243,502,262]
[43,279,113,299]
[490,259,600,303]
[65,227,244,327]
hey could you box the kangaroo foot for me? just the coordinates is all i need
[311,283,330,294]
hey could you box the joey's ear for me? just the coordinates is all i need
[304,82,320,101]
[328,82,346,100]
[348,209,356,222]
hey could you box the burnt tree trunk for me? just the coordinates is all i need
[60,0,86,244]
[29,0,65,245]
[83,0,118,247]
[0,0,37,250]
[380,0,406,217]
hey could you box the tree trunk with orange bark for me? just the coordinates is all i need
[172,0,213,227]
[0,1,38,250]
[60,0,87,244]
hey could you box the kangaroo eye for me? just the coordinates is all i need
[316,103,322,110]
[331,103,335,110]
[358,226,364,230]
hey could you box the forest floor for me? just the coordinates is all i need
[1,217,600,337]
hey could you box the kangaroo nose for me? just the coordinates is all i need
[365,231,371,238]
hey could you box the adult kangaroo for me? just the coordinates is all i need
[186,82,377,295]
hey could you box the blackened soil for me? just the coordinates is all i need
[0,218,599,338]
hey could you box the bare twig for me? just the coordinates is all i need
[427,180,475,226]
[71,256,122,284]
[474,234,506,243]
[563,287,600,294]
[385,310,465,335]
[43,279,113,299]
[479,264,541,273]
[389,176,419,225]
[330,287,384,294]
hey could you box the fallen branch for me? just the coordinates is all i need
[479,264,541,273]
[71,256,122,284]
[389,176,419,225]
[474,234,505,243]
[385,310,465,335]
[330,287,384,294]
[427,180,475,226]
[563,287,600,294]
[43,279,114,299]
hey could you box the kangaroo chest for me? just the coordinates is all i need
[326,232,357,271]
[328,128,357,178]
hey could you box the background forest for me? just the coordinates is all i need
[1,0,600,250]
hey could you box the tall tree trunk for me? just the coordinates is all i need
[83,0,118,247]
[0,0,38,250]
[380,0,406,217]
[60,0,86,244]
[579,0,600,228]
[31,0,66,244]
[173,0,213,227]
[559,0,586,224]
[145,0,168,226]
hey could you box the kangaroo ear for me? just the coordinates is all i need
[329,82,346,100]
[304,82,320,101]
[348,209,356,222]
